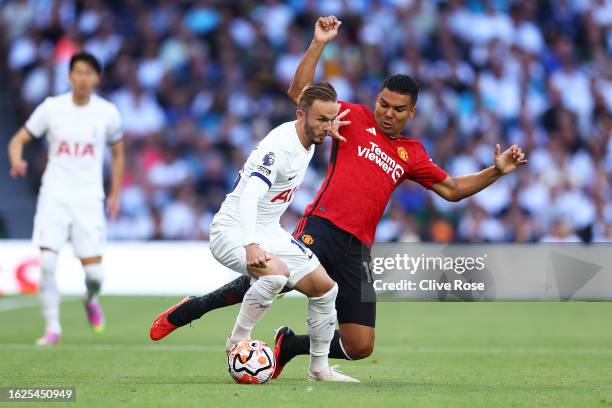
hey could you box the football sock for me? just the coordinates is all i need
[83,262,103,303]
[307,283,338,372]
[280,330,351,366]
[229,274,288,345]
[39,250,61,334]
[168,275,252,326]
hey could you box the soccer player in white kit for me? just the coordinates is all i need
[7,52,124,345]
[209,81,356,381]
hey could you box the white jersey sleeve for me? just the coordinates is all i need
[105,104,123,145]
[25,97,51,138]
[249,147,285,188]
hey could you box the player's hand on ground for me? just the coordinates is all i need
[494,144,527,175]
[314,16,341,43]
[329,107,350,142]
[106,192,120,221]
[245,244,271,269]
[9,159,27,178]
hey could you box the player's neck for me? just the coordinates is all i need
[71,92,92,106]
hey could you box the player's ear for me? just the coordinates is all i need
[296,109,305,123]
[408,106,416,119]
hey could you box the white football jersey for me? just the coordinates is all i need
[25,92,123,201]
[215,121,314,233]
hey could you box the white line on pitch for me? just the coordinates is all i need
[0,344,610,355]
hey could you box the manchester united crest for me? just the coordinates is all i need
[397,147,409,162]
[300,234,314,245]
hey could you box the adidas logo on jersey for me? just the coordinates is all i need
[366,127,377,136]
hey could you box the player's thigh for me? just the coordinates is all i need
[292,265,336,298]
[246,255,289,278]
[209,224,289,278]
[71,200,105,258]
[33,196,71,252]
[335,296,376,327]
[260,229,320,289]
[209,224,249,275]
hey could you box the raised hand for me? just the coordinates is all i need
[328,107,351,142]
[494,144,527,175]
[314,15,342,44]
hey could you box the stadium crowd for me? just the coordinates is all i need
[1,0,611,242]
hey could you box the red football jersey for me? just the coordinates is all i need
[302,101,448,244]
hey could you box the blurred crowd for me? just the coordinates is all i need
[1,0,611,243]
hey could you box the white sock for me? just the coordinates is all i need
[307,283,338,373]
[229,274,288,345]
[83,262,104,303]
[39,251,61,335]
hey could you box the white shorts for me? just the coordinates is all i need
[209,220,320,288]
[33,195,105,258]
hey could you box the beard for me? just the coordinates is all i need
[304,121,325,145]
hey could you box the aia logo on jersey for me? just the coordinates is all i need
[271,186,297,203]
[262,152,275,166]
[357,141,405,183]
[397,147,409,162]
[56,140,94,157]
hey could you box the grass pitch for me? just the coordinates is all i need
[0,296,611,407]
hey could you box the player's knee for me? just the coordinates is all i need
[39,250,58,289]
[80,256,102,266]
[308,283,338,313]
[83,262,104,283]
[341,336,374,360]
[266,257,290,278]
[254,274,289,300]
[40,250,58,273]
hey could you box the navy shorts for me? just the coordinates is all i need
[294,215,376,327]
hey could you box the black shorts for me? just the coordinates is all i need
[293,215,376,327]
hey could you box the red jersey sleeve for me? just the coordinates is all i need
[408,142,448,189]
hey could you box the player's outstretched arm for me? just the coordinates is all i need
[287,15,342,104]
[7,127,33,178]
[431,144,527,202]
[107,140,125,221]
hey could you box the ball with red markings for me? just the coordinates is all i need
[227,339,276,384]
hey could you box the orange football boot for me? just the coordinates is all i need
[150,296,194,341]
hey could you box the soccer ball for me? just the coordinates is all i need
[227,339,276,384]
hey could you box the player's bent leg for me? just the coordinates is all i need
[289,266,339,379]
[272,295,376,375]
[149,276,253,341]
[80,256,105,333]
[227,255,289,351]
[36,248,61,345]
[338,323,375,360]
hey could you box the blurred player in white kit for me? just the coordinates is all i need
[7,52,124,345]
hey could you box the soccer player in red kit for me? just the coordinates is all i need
[150,16,527,380]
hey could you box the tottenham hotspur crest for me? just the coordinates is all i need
[262,152,275,166]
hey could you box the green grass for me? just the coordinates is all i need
[0,296,611,407]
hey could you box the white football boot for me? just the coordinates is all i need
[225,332,251,354]
[308,365,360,382]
